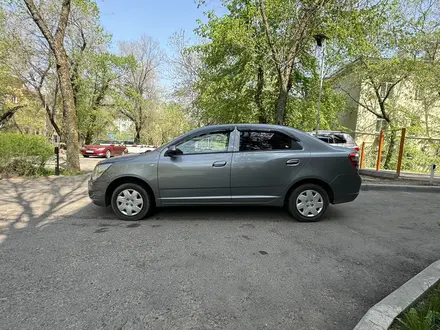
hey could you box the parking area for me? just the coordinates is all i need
[0,176,439,330]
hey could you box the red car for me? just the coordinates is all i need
[81,140,128,158]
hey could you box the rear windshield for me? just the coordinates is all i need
[316,134,347,144]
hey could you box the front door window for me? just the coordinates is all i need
[177,132,230,155]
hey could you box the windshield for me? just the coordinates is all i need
[93,140,116,145]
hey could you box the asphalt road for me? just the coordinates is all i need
[0,176,439,330]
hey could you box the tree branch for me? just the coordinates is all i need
[54,0,72,45]
[23,0,55,46]
[382,75,407,102]
[120,109,135,122]
[0,106,25,126]
[259,0,281,76]
[338,85,382,118]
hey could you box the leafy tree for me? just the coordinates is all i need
[23,0,80,171]
[116,35,162,143]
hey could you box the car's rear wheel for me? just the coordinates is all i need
[105,150,111,158]
[111,183,153,221]
[287,183,329,222]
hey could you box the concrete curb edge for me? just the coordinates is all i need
[353,260,440,330]
[361,184,440,192]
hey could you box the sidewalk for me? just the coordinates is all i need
[360,169,440,186]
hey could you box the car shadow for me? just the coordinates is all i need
[119,204,342,223]
[0,173,344,246]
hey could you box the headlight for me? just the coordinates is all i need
[91,163,111,180]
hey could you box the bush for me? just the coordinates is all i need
[0,133,53,176]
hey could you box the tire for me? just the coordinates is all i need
[83,155,89,158]
[111,183,153,221]
[105,150,111,158]
[287,183,329,222]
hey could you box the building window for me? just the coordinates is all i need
[379,82,394,98]
[375,118,388,132]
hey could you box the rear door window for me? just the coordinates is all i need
[239,131,302,151]
[332,134,347,144]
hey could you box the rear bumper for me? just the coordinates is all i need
[330,173,362,204]
[88,179,108,207]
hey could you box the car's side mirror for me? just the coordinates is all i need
[165,145,182,157]
[110,144,115,147]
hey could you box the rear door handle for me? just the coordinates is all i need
[286,159,300,166]
[213,161,227,167]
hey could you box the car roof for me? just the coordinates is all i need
[192,124,308,136]
[160,124,329,150]
[309,130,349,135]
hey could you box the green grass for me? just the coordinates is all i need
[0,166,83,178]
[390,282,440,330]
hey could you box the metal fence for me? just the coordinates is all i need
[352,129,440,176]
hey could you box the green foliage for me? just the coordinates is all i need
[392,282,440,330]
[146,103,191,145]
[192,0,382,128]
[76,52,134,143]
[0,133,53,176]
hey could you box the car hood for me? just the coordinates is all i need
[98,150,158,165]
[84,144,108,149]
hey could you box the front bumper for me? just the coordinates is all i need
[81,150,106,157]
[88,179,108,207]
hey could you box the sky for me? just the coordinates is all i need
[97,0,223,52]
[97,0,225,89]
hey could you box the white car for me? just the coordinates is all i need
[121,141,157,154]
[309,131,359,152]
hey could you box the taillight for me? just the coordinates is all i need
[354,146,360,152]
[349,152,359,169]
[153,146,158,148]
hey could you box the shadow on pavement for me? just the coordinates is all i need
[0,175,90,244]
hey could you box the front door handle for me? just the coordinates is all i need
[213,161,227,167]
[286,159,300,166]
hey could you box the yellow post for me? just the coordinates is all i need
[360,141,366,169]
[376,130,384,171]
[396,127,406,177]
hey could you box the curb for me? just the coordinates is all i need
[360,169,398,179]
[361,184,440,192]
[353,260,440,330]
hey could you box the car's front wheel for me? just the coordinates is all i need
[111,183,153,221]
[287,183,329,222]
[105,150,111,158]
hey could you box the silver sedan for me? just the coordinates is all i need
[88,124,361,222]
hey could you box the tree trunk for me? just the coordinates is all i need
[134,125,141,144]
[384,128,397,170]
[56,50,80,171]
[23,0,80,171]
[275,83,289,125]
[255,66,266,123]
